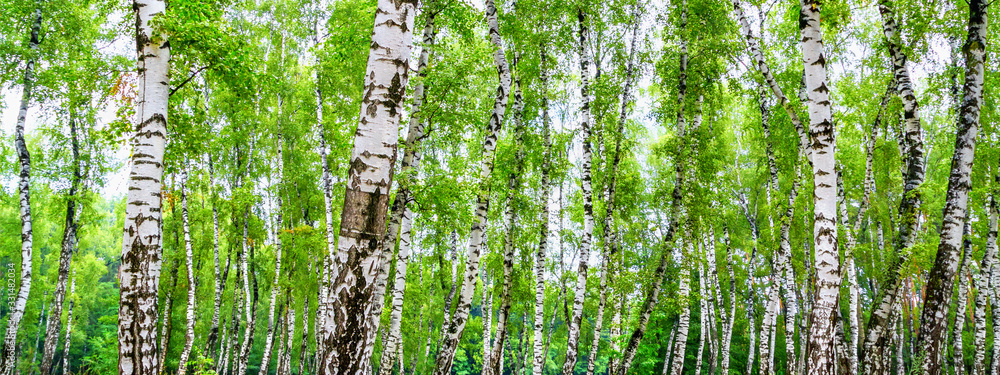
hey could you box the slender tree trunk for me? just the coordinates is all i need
[987,191,1000,375]
[489,59,527,375]
[61,275,76,375]
[661,322,678,375]
[483,273,494,372]
[118,0,170,370]
[863,0,929,371]
[669,260,692,375]
[314,4,336,364]
[952,230,971,375]
[915,2,987,373]
[720,227,737,375]
[259,138,287,375]
[299,294,310,375]
[31,292,48,368]
[380,212,415,374]
[760,284,780,375]
[158,263,178,375]
[438,231,459,356]
[0,8,41,375]
[207,156,224,359]
[971,203,993,375]
[379,8,436,373]
[42,108,84,375]
[532,45,553,375]
[562,9,596,375]
[694,263,708,375]
[731,0,809,161]
[433,1,511,373]
[176,170,197,375]
[318,1,416,372]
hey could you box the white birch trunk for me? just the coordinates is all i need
[532,45,553,375]
[61,275,76,375]
[177,170,197,375]
[379,211,415,374]
[1,9,41,375]
[118,0,170,370]
[314,3,336,363]
[669,258,692,375]
[433,1,511,372]
[483,273,494,372]
[562,9,596,375]
[800,0,840,372]
[915,1,987,373]
[694,263,708,375]
[42,108,83,375]
[952,234,971,375]
[259,138,287,375]
[316,0,416,372]
[207,156,223,358]
[661,322,677,375]
[720,228,737,375]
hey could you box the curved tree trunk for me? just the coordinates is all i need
[433,1,511,373]
[206,156,224,360]
[914,1,987,373]
[118,0,170,370]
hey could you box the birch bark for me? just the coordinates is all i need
[433,1,511,373]
[61,275,76,375]
[118,0,170,370]
[177,170,197,375]
[800,0,841,372]
[318,0,416,372]
[41,108,83,375]
[259,138,287,375]
[562,9,596,375]
[1,9,41,374]
[533,45,553,375]
[914,1,987,373]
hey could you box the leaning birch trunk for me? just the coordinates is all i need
[177,170,197,375]
[562,9,596,375]
[318,0,416,372]
[863,0,928,371]
[488,62,527,375]
[379,8,436,372]
[379,212,416,374]
[61,275,76,375]
[586,7,640,374]
[0,8,41,375]
[206,157,223,358]
[41,108,83,375]
[118,0,170,370]
[952,231,971,375]
[259,138,287,375]
[731,0,809,162]
[801,0,841,372]
[661,322,678,375]
[483,273,494,370]
[915,1,987,373]
[532,45,553,375]
[433,1,511,373]
[613,0,690,368]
